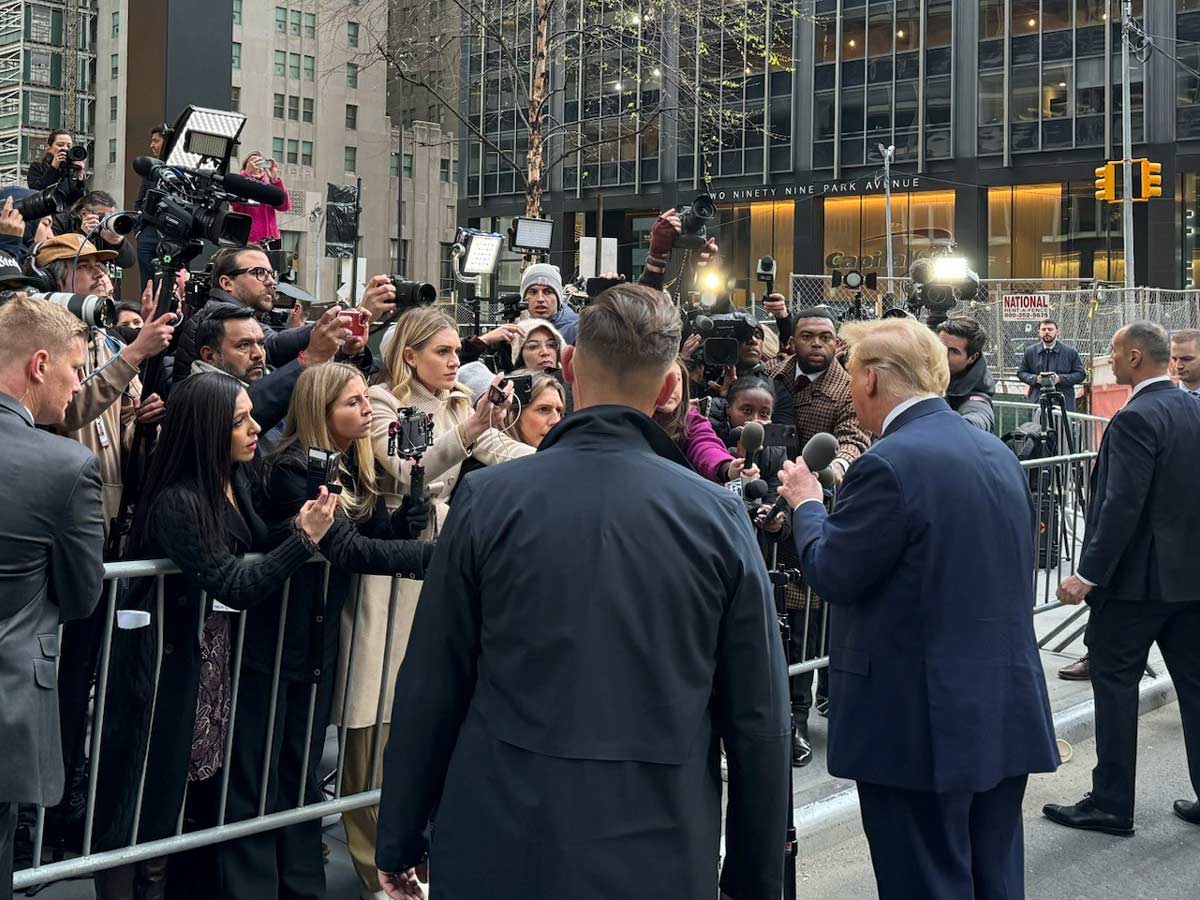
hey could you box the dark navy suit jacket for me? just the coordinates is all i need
[1081,379,1200,607]
[1017,341,1087,411]
[791,397,1060,793]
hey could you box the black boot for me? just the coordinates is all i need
[791,715,812,768]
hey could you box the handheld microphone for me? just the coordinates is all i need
[764,432,839,524]
[727,426,743,450]
[739,420,765,471]
[219,172,288,207]
[743,478,769,512]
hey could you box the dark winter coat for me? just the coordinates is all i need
[945,354,996,432]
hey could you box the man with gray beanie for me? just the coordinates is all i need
[520,262,578,345]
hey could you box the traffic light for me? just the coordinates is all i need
[1095,162,1115,202]
[1139,159,1163,201]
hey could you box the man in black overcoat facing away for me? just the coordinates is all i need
[374,283,790,900]
[1045,321,1200,835]
[777,317,1059,900]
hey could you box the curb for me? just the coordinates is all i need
[792,674,1178,853]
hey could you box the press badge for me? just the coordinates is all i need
[212,600,236,613]
[95,416,111,449]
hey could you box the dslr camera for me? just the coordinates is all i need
[684,309,760,367]
[675,195,716,251]
[388,277,437,310]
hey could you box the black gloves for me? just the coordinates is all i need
[391,492,433,539]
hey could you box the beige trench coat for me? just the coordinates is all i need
[332,379,534,728]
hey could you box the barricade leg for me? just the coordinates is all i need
[341,725,388,895]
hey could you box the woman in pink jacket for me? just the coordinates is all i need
[230,150,290,250]
[655,360,758,484]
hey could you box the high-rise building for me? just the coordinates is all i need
[0,0,97,189]
[462,0,1200,291]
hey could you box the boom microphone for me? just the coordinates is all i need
[764,432,839,524]
[218,172,288,207]
[739,420,765,471]
[132,155,161,178]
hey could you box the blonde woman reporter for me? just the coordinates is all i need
[336,307,533,896]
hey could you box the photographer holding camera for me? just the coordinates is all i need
[229,152,290,251]
[52,191,136,271]
[1017,319,1086,412]
[937,317,996,432]
[26,130,87,206]
[173,245,357,384]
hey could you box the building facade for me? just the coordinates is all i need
[0,0,97,189]
[461,0,1200,295]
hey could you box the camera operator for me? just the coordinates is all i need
[0,296,104,900]
[133,125,166,294]
[1017,318,1086,412]
[52,190,136,271]
[519,263,578,345]
[682,311,769,398]
[25,130,87,205]
[937,317,996,432]
[173,244,356,383]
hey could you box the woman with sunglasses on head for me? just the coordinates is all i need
[210,362,434,900]
[91,372,337,899]
[335,307,533,897]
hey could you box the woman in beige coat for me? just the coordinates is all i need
[335,307,534,897]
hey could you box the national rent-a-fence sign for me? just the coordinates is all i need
[1002,293,1052,321]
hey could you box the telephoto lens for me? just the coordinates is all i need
[676,194,715,250]
[13,188,60,221]
[40,292,116,328]
[388,277,437,309]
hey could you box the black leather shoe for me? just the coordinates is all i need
[1043,794,1134,836]
[1173,799,1200,825]
[792,720,812,768]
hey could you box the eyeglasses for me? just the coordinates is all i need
[229,266,278,284]
[524,340,559,353]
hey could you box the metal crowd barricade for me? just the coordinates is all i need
[14,556,399,891]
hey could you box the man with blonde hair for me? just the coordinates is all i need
[776,317,1059,900]
[0,295,104,900]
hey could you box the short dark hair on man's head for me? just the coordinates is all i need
[116,301,142,317]
[195,304,256,353]
[936,316,988,359]
[1040,318,1058,327]
[792,307,838,329]
[1121,321,1170,365]
[150,124,167,137]
[72,191,118,217]
[211,243,267,284]
[577,283,681,379]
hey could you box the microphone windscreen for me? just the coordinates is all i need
[817,467,837,488]
[801,431,839,473]
[743,479,769,502]
[132,155,161,178]
[740,420,765,457]
[220,172,288,207]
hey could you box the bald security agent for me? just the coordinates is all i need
[777,317,1059,900]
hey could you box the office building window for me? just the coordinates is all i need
[303,98,314,122]
[274,93,285,118]
[390,152,399,177]
[288,95,299,120]
[109,95,117,121]
[232,0,241,26]
[231,86,240,112]
[440,158,449,181]
[301,141,313,166]
[274,50,286,77]
[110,53,118,79]
[452,158,460,182]
[989,183,1123,280]
[275,7,287,32]
[287,139,299,164]
[26,92,49,129]
[1178,5,1200,137]
[347,22,359,47]
[346,62,358,88]
[231,42,241,69]
[303,56,314,81]
[112,12,119,36]
[108,138,117,164]
[344,146,357,173]
[28,6,52,42]
[272,137,285,161]
[440,243,455,294]
[345,104,357,129]
[288,53,300,79]
[403,153,413,177]
[303,12,316,38]
[290,9,301,35]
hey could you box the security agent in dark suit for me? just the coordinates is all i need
[0,296,104,900]
[1016,318,1087,412]
[1045,321,1200,834]
[374,283,790,900]
[778,317,1059,900]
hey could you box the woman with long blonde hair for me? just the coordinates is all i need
[212,362,434,900]
[339,307,535,895]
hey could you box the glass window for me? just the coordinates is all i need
[866,85,892,133]
[108,138,117,164]
[814,92,836,141]
[231,42,241,69]
[979,72,1004,125]
[303,13,316,38]
[112,11,119,36]
[1076,57,1105,115]
[288,95,299,120]
[867,3,893,58]
[926,0,951,47]
[344,146,357,173]
[301,141,313,166]
[346,62,358,88]
[925,77,951,127]
[275,7,287,32]
[1076,0,1109,25]
[110,52,118,79]
[980,0,1005,38]
[1012,0,1040,35]
[274,50,286,77]
[1043,0,1071,30]
[841,86,865,135]
[304,55,315,80]
[1010,64,1040,123]
[287,139,299,164]
[1042,64,1072,119]
[440,158,450,181]
[348,21,359,47]
[273,93,285,118]
[841,9,866,62]
[390,152,399,177]
[895,81,918,131]
[303,98,314,122]
[272,137,285,160]
[815,19,837,64]
[232,0,241,26]
[231,86,240,112]
[345,103,357,129]
[288,53,300,79]
[290,10,301,35]
[895,0,919,52]
[403,152,413,177]
[109,94,117,121]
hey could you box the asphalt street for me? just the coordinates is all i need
[795,701,1200,900]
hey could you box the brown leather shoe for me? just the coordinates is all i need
[1058,655,1090,681]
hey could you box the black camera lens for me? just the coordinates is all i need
[677,194,716,250]
[690,194,716,222]
[68,145,88,162]
[13,188,60,222]
[388,277,437,309]
[41,292,115,328]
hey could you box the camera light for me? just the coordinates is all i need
[932,256,969,282]
[165,105,246,170]
[701,270,722,292]
[509,216,554,253]
[456,228,504,275]
[843,269,864,290]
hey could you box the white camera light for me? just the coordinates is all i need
[932,256,969,282]
[510,217,554,253]
[457,229,504,275]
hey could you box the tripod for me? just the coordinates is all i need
[767,543,799,900]
[1033,384,1086,566]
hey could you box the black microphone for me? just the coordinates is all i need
[739,420,765,471]
[764,432,839,524]
[743,478,769,512]
[219,172,288,207]
[727,426,743,450]
[132,155,162,178]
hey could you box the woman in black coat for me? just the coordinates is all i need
[92,373,337,899]
[213,362,434,900]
